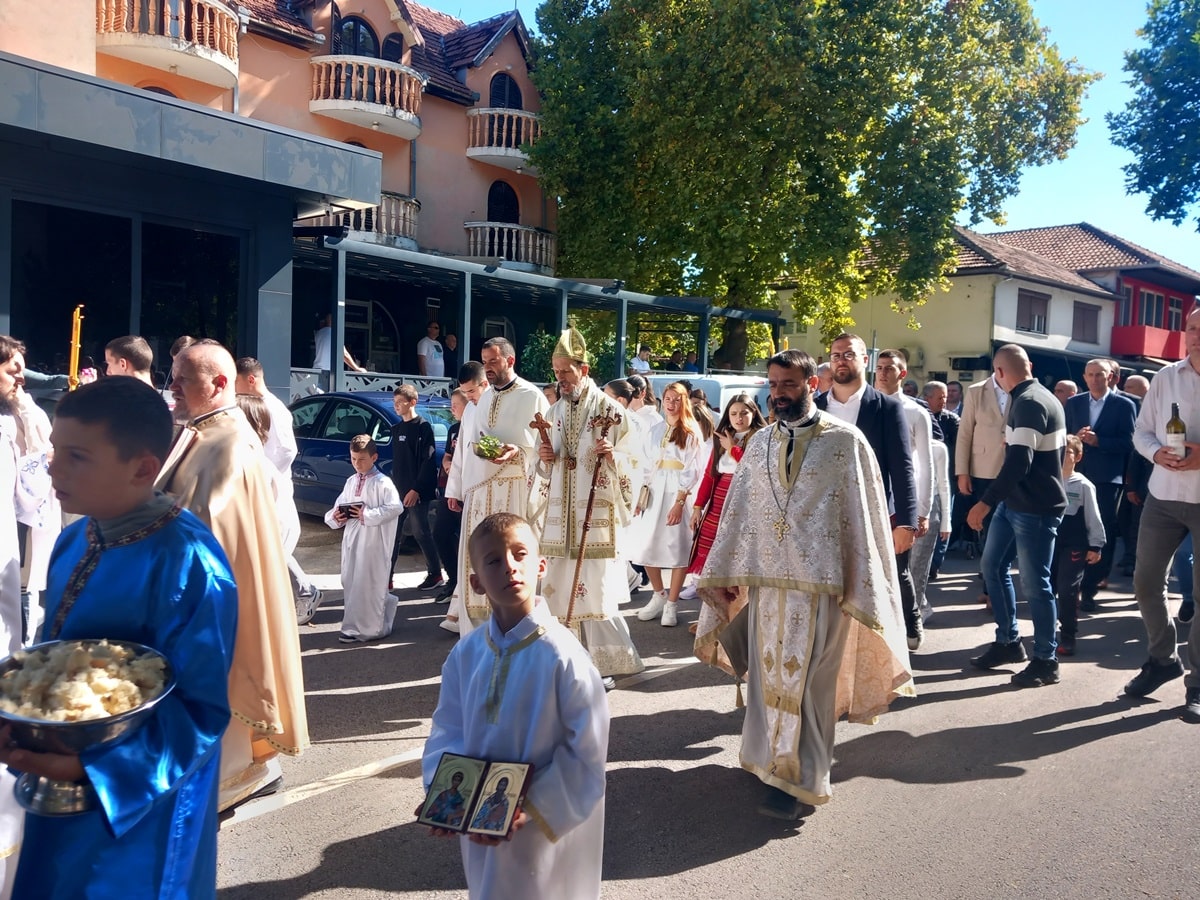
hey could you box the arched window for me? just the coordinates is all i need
[486,182,520,258]
[340,16,379,58]
[487,182,519,223]
[489,73,522,110]
[382,34,404,63]
[141,85,177,98]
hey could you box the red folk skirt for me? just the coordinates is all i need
[688,472,733,575]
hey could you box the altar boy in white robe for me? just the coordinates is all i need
[325,434,403,642]
[422,513,608,900]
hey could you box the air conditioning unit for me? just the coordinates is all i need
[898,346,925,368]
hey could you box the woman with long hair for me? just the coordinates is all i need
[681,394,766,605]
[629,382,706,626]
[628,375,663,430]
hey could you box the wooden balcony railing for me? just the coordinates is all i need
[465,222,556,270]
[310,55,424,118]
[466,108,542,152]
[96,0,239,62]
[306,192,420,243]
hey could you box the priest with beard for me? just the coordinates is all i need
[444,338,548,633]
[696,349,913,819]
[535,327,645,687]
[157,342,308,810]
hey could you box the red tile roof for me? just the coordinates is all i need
[241,0,319,43]
[953,227,1116,296]
[988,223,1200,284]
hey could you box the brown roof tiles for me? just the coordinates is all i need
[989,223,1200,284]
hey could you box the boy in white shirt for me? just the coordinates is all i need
[325,435,402,642]
[422,513,608,899]
[1054,435,1105,656]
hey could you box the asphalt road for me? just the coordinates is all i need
[217,518,1199,899]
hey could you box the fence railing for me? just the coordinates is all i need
[310,55,424,117]
[464,222,556,270]
[466,108,542,152]
[96,0,239,61]
[303,192,419,243]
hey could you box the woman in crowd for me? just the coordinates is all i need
[607,379,654,593]
[628,375,663,430]
[629,382,706,627]
[681,394,765,607]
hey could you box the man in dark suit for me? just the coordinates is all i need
[817,333,920,645]
[1065,359,1138,609]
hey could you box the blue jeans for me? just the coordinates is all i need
[981,502,1062,659]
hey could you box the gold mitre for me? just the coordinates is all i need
[553,326,588,364]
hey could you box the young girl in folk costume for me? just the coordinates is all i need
[630,382,706,627]
[325,434,403,642]
[681,395,766,608]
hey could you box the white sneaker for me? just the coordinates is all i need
[678,583,699,601]
[439,618,460,634]
[626,564,642,593]
[661,601,679,627]
[637,590,668,621]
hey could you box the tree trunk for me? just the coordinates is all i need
[711,318,749,371]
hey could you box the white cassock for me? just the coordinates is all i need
[325,470,402,641]
[627,421,706,568]
[446,379,548,632]
[537,379,644,676]
[0,416,22,899]
[13,396,59,638]
[423,600,608,900]
[262,390,302,555]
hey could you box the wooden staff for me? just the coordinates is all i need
[67,304,84,391]
[565,410,622,627]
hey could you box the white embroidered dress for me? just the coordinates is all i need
[325,469,402,641]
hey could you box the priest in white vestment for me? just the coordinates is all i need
[444,345,548,634]
[697,350,914,819]
[535,328,645,682]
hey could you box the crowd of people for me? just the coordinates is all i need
[0,313,1198,898]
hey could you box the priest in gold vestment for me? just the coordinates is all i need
[697,349,913,818]
[157,343,308,810]
[536,328,644,683]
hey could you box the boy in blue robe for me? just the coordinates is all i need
[0,377,238,899]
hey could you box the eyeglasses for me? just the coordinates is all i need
[828,351,860,362]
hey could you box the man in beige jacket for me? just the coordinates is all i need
[955,368,1009,599]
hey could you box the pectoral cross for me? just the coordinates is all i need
[530,411,554,448]
[773,516,791,542]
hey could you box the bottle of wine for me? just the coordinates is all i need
[1166,402,1187,459]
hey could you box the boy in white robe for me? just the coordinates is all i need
[422,513,609,900]
[325,434,402,643]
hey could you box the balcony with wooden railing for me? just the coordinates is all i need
[301,192,420,249]
[96,0,239,87]
[466,108,542,174]
[464,222,556,273]
[310,56,425,141]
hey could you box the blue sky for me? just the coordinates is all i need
[449,0,1195,269]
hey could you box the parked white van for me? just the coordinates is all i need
[645,373,770,416]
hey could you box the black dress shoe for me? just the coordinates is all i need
[970,640,1028,670]
[1184,686,1200,723]
[757,786,805,820]
[1012,658,1059,688]
[1124,658,1184,697]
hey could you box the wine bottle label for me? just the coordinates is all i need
[1166,433,1186,458]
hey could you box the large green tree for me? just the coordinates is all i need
[1108,0,1200,232]
[530,0,1095,357]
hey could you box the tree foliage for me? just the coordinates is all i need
[530,0,1095,351]
[1108,0,1200,231]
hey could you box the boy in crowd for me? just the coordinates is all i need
[389,384,443,592]
[1054,434,1105,656]
[325,435,402,642]
[0,377,238,897]
[422,513,608,899]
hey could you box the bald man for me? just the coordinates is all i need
[158,343,309,809]
[967,344,1067,687]
[1053,380,1078,407]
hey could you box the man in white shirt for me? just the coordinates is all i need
[627,344,652,376]
[417,322,445,378]
[312,313,366,387]
[875,349,933,650]
[1125,308,1200,721]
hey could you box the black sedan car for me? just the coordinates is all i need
[289,391,454,516]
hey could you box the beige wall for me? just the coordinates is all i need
[0,0,96,74]
[777,275,1001,382]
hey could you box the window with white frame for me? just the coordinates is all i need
[1016,289,1050,335]
[1116,284,1133,326]
[1169,296,1184,331]
[1139,289,1165,328]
